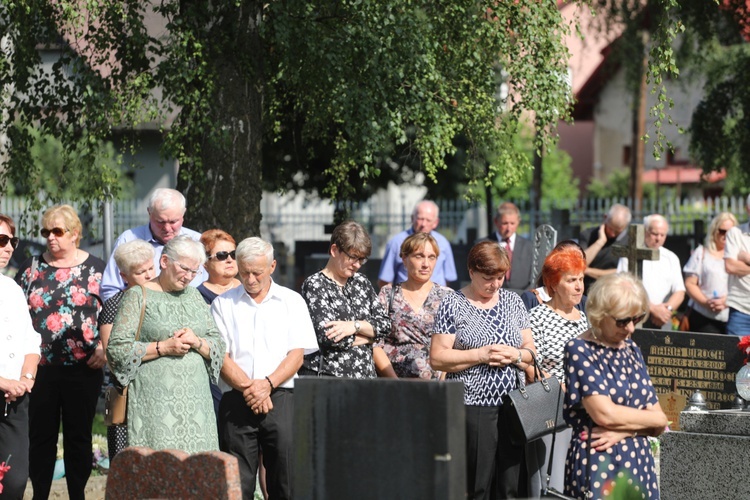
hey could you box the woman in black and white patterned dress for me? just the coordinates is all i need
[299,221,390,378]
[526,246,589,497]
[430,241,535,499]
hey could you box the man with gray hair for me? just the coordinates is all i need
[101,188,206,300]
[616,214,685,329]
[579,203,632,292]
[378,199,457,287]
[211,237,319,499]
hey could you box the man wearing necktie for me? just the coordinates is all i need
[486,202,533,292]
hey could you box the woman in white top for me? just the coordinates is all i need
[683,212,737,334]
[0,214,41,499]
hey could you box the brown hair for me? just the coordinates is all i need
[468,241,509,276]
[201,229,236,255]
[330,221,372,257]
[400,232,439,259]
[0,214,16,236]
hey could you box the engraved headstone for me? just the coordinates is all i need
[632,329,744,410]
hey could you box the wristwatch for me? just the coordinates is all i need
[354,321,361,333]
[23,373,35,381]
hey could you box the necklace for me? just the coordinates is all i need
[590,328,622,349]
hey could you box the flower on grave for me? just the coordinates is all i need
[737,335,750,364]
[0,461,11,494]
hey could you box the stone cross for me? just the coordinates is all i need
[531,224,557,287]
[611,224,659,279]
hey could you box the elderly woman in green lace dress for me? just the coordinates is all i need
[107,235,225,453]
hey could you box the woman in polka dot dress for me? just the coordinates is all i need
[563,273,667,499]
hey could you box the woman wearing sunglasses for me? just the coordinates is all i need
[107,235,225,454]
[563,273,667,500]
[198,229,241,305]
[14,205,106,500]
[682,212,737,334]
[0,214,41,499]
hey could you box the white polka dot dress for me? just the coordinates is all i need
[562,338,660,499]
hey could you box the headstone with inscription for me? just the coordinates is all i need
[632,329,744,409]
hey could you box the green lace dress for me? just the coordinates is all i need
[107,285,225,454]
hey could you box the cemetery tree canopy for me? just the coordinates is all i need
[1,0,572,236]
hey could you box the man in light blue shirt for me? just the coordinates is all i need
[100,188,206,301]
[378,200,457,287]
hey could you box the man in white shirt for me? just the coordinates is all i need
[617,214,685,329]
[211,237,318,499]
[100,188,206,301]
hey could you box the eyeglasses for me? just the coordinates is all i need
[0,235,19,249]
[40,227,69,238]
[207,250,236,261]
[167,256,200,276]
[341,248,368,265]
[611,314,646,328]
[718,229,729,236]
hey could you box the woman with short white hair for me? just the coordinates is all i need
[107,235,225,453]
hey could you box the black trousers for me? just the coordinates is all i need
[29,364,103,500]
[219,389,294,500]
[0,393,30,500]
[465,405,524,500]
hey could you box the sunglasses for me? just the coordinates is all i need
[718,229,728,236]
[207,250,236,261]
[612,314,646,328]
[40,227,69,238]
[0,235,19,249]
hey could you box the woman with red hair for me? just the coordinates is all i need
[526,246,588,497]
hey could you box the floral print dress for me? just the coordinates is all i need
[301,271,390,378]
[15,254,105,365]
[377,282,451,379]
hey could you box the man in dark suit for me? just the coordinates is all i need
[485,202,533,292]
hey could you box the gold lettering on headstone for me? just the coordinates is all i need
[647,344,732,410]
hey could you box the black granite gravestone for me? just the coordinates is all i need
[632,328,744,409]
[293,378,466,500]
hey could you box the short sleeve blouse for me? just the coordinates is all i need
[432,289,530,406]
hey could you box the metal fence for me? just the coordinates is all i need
[2,194,747,260]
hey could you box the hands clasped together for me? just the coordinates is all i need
[242,378,274,415]
[162,327,203,357]
[1,376,34,403]
[478,344,522,368]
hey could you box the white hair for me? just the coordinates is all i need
[236,237,274,264]
[412,200,439,218]
[148,188,187,213]
[114,239,155,275]
[162,235,206,266]
[643,214,668,232]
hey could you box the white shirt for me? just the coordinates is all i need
[724,226,750,315]
[0,274,41,379]
[211,280,319,391]
[617,246,685,305]
[495,231,516,251]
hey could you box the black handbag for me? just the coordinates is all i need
[501,350,567,446]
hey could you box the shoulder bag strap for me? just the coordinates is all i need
[135,284,147,341]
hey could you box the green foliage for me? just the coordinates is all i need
[586,168,655,200]
[492,126,579,202]
[2,0,574,235]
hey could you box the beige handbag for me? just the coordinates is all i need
[104,285,147,426]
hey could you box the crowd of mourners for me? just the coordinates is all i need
[4,189,747,500]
